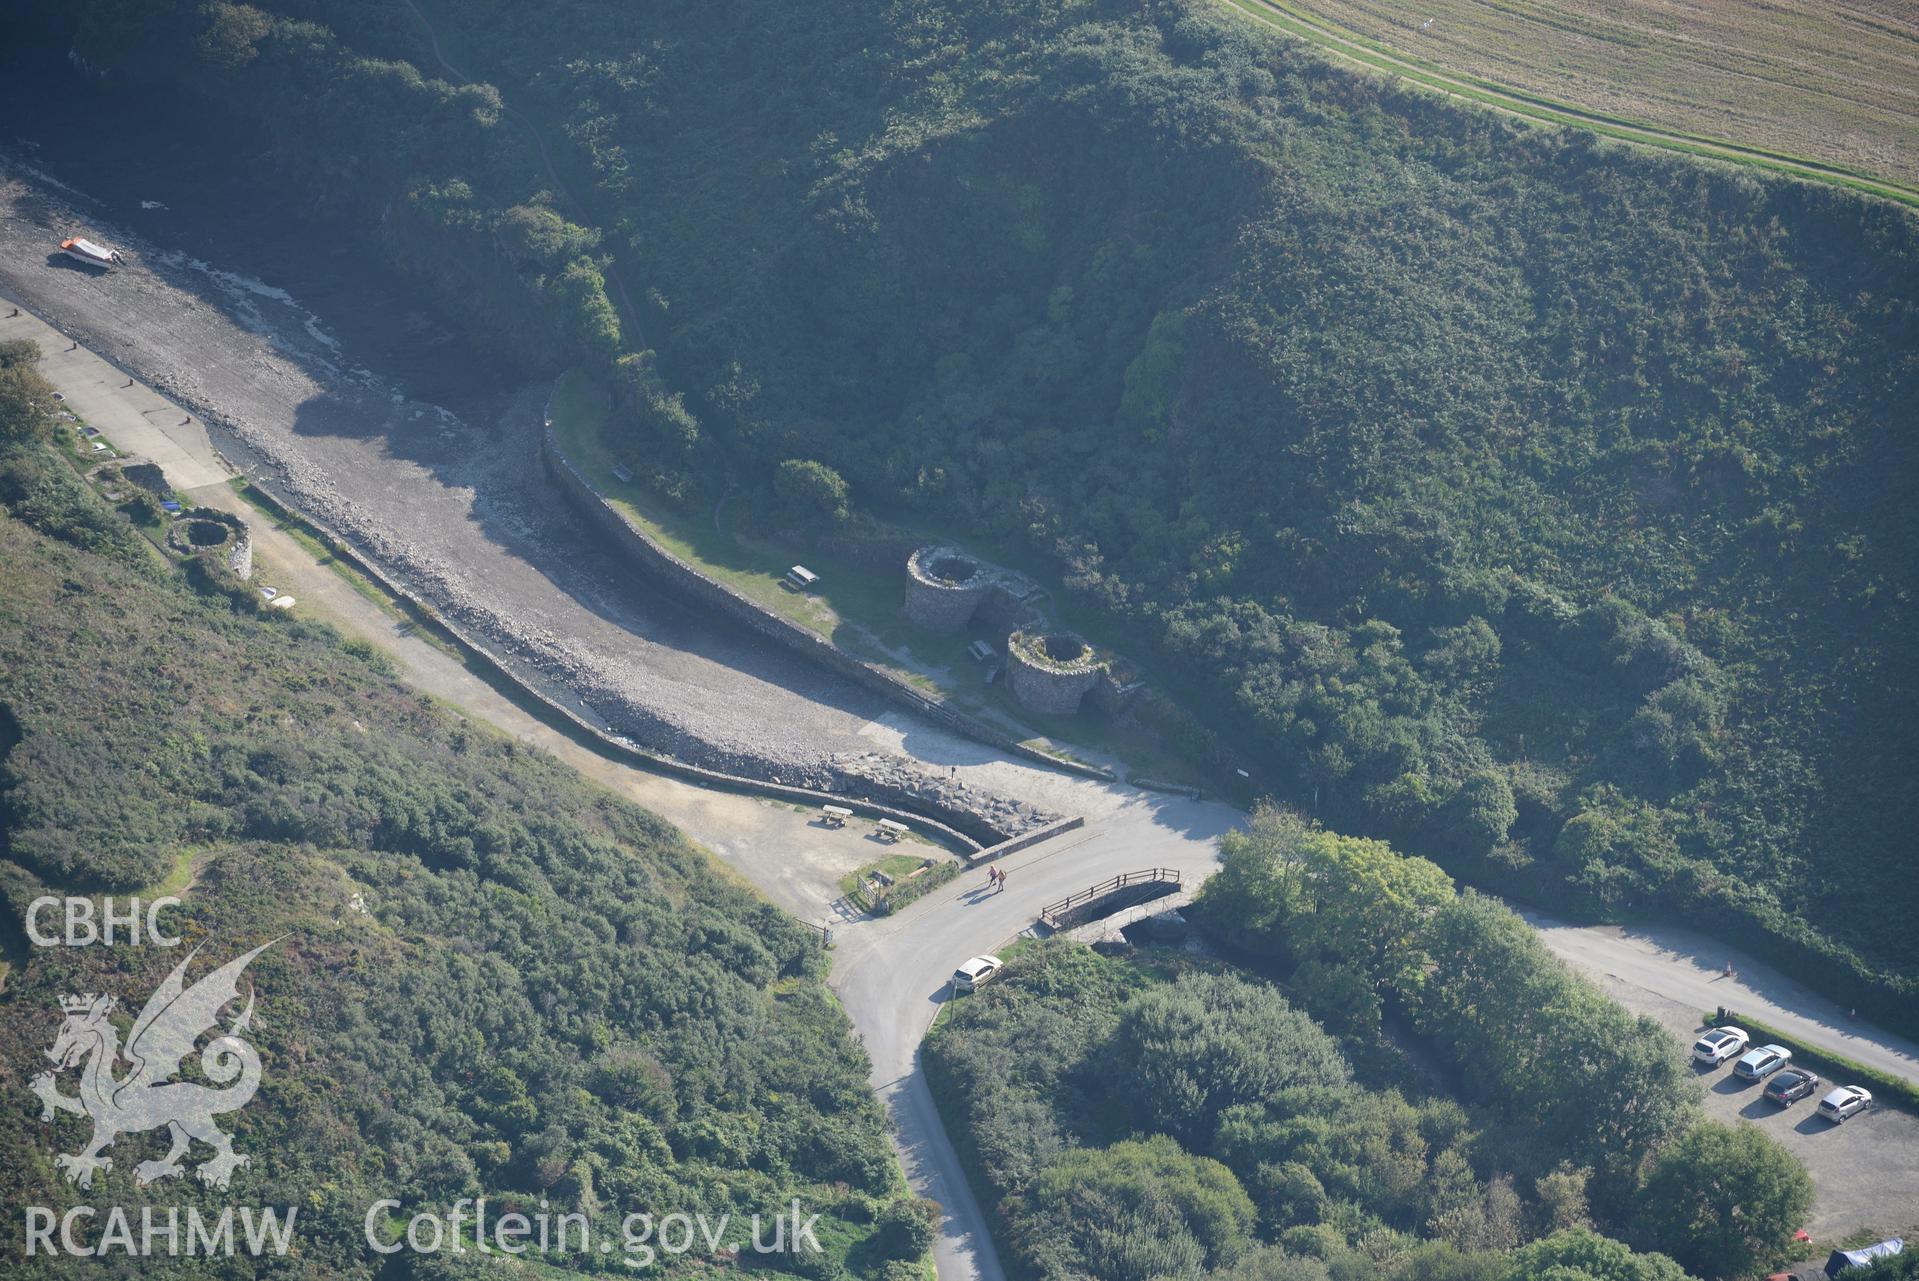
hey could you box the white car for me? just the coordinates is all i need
[1693,1026,1750,1067]
[1817,1086,1872,1124]
[1734,1043,1793,1081]
[952,955,1003,993]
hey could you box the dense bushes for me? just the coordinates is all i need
[925,940,1706,1280]
[1114,972,1350,1144]
[1006,1135,1258,1279]
[0,346,150,567]
[774,459,852,531]
[0,339,55,444]
[14,0,1916,1019]
[1197,811,1697,1191]
[0,462,922,1278]
[36,1,622,372]
[1192,807,1811,1273]
[1414,893,1696,1194]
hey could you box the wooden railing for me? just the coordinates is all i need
[1039,868,1183,930]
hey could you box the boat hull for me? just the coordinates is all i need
[60,239,122,269]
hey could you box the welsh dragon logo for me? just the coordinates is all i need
[29,939,280,1191]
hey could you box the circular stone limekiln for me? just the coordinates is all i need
[1007,630,1104,715]
[167,508,253,581]
[905,544,992,631]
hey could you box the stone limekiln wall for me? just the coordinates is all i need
[1007,630,1104,715]
[903,544,1046,634]
[539,418,1119,794]
[904,545,992,631]
[168,507,252,580]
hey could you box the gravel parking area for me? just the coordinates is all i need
[1582,969,1919,1241]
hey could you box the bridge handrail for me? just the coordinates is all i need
[1039,867,1182,927]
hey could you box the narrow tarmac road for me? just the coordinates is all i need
[833,804,1240,1281]
[10,286,1919,1271]
[1525,909,1919,1089]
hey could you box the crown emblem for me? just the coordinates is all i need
[33,939,279,1193]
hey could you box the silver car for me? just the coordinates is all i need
[1733,1043,1792,1081]
[1817,1086,1872,1123]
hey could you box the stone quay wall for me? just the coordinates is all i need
[539,417,1118,791]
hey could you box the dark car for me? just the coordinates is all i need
[1763,1068,1820,1106]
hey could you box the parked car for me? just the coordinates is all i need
[1693,1026,1750,1067]
[1763,1068,1821,1106]
[952,955,1002,993]
[1734,1043,1792,1081]
[1817,1085,1873,1124]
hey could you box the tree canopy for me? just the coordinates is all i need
[927,941,1720,1280]
[1631,1122,1814,1280]
[14,0,1919,1023]
[1115,971,1352,1144]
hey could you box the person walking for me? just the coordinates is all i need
[996,866,1006,894]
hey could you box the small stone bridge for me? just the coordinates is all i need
[1038,867,1184,932]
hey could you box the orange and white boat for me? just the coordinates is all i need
[60,237,124,269]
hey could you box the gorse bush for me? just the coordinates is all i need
[0,431,921,1278]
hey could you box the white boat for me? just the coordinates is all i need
[60,237,124,269]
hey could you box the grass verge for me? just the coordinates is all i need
[867,855,959,916]
[838,851,940,909]
[227,479,418,624]
[549,372,938,643]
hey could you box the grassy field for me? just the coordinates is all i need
[1234,0,1919,194]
